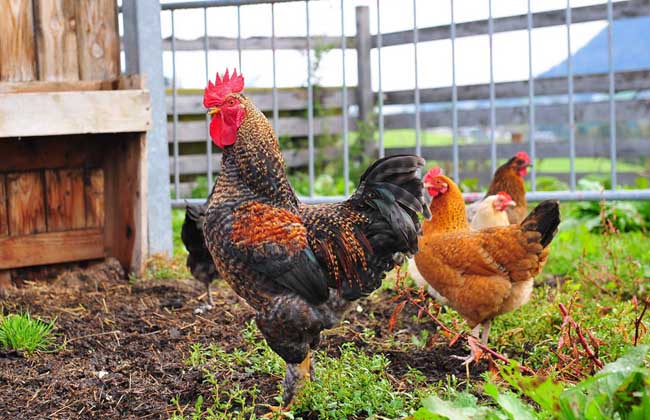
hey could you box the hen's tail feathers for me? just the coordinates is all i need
[354,155,429,257]
[521,200,561,248]
[181,202,218,284]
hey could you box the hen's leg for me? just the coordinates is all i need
[480,319,492,345]
[262,352,310,418]
[451,324,482,365]
[205,281,215,307]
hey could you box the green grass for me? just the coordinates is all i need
[0,312,56,353]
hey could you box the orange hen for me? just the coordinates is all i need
[413,167,560,363]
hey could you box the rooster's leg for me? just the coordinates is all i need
[263,352,311,418]
[205,282,215,307]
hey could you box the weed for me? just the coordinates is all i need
[0,312,56,353]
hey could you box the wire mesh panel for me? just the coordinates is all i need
[152,0,650,207]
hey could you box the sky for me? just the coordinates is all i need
[148,0,624,91]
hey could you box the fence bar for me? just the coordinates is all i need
[306,0,315,197]
[171,10,180,200]
[162,0,302,10]
[488,0,496,174]
[450,0,459,183]
[527,0,536,192]
[236,6,242,71]
[607,0,617,189]
[566,0,576,191]
[412,0,421,157]
[340,0,350,196]
[376,0,384,158]
[173,188,650,208]
[203,7,213,188]
[271,2,279,131]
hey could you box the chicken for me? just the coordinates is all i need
[469,192,516,231]
[414,167,560,363]
[181,201,218,308]
[200,69,429,406]
[409,190,515,298]
[466,151,532,224]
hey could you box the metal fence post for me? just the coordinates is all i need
[355,6,374,157]
[122,0,173,256]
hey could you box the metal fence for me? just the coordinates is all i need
[157,0,650,207]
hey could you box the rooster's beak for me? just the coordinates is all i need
[208,107,220,116]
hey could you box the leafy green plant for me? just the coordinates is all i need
[0,312,56,353]
[413,345,650,419]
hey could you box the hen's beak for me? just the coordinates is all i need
[208,107,220,116]
[506,199,516,208]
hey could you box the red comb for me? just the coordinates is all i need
[497,191,512,201]
[203,68,245,108]
[423,166,442,184]
[515,151,531,163]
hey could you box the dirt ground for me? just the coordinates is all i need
[0,260,485,419]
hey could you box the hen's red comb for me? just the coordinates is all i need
[203,68,245,108]
[424,166,442,182]
[515,151,531,163]
[497,191,513,201]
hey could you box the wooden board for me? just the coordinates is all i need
[0,135,107,172]
[7,172,46,236]
[0,90,151,137]
[0,174,7,236]
[75,0,119,80]
[0,270,12,291]
[0,228,104,269]
[33,0,79,81]
[0,0,37,81]
[84,168,104,228]
[45,169,85,231]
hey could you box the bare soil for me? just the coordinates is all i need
[0,260,485,419]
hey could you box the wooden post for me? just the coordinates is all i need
[33,0,80,81]
[75,0,120,80]
[355,6,375,157]
[0,0,37,81]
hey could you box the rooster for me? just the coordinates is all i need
[414,167,560,364]
[181,201,218,307]
[466,151,532,224]
[199,69,429,406]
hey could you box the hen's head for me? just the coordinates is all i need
[508,151,532,177]
[203,69,247,148]
[492,191,516,211]
[423,166,450,198]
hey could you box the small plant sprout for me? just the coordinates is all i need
[0,312,56,353]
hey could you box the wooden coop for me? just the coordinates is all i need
[0,0,150,287]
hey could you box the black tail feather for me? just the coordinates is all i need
[521,200,561,248]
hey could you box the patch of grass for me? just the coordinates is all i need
[172,208,189,257]
[0,312,56,353]
[142,253,190,281]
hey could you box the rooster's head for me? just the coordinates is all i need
[203,69,247,149]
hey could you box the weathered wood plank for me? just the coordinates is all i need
[0,135,107,172]
[0,75,140,93]
[0,0,37,81]
[382,70,650,105]
[0,228,104,269]
[103,134,147,273]
[0,174,7,236]
[75,0,119,80]
[383,99,650,130]
[386,139,650,161]
[33,0,79,81]
[160,34,350,52]
[45,169,85,232]
[169,115,348,143]
[0,90,151,137]
[166,87,353,115]
[169,146,343,176]
[373,0,649,48]
[7,172,46,236]
[84,168,104,228]
[0,270,12,291]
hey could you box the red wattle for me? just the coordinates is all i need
[209,114,237,149]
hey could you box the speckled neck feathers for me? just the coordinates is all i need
[422,175,468,234]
